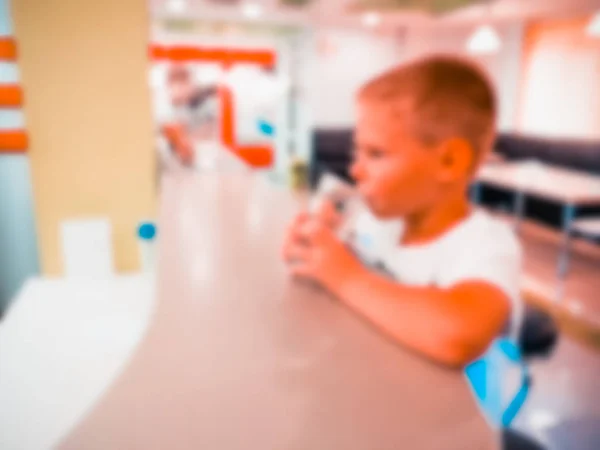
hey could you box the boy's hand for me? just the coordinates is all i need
[281,199,342,260]
[282,212,362,294]
[282,199,342,264]
[312,199,343,231]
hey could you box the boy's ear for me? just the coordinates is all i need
[436,137,475,181]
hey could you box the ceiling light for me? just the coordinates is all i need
[587,11,600,37]
[166,0,186,14]
[242,3,263,19]
[362,12,381,28]
[466,25,502,55]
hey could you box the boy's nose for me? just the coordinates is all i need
[350,160,364,182]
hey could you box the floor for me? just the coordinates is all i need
[490,212,600,346]
[519,218,600,314]
[513,338,600,450]
[499,216,600,449]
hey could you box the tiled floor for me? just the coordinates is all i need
[519,219,600,316]
[513,338,600,450]
[487,213,600,449]
[489,211,600,347]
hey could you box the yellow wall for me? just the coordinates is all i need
[12,0,156,275]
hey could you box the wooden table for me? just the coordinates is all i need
[58,170,497,450]
[474,160,600,288]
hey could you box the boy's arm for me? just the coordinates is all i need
[332,268,510,368]
[284,217,511,368]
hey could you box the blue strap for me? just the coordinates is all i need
[465,360,487,400]
[466,339,531,428]
[501,364,531,427]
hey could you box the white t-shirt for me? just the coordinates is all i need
[347,209,523,337]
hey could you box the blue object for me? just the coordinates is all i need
[465,338,531,428]
[0,155,40,313]
[137,222,157,241]
[257,119,275,137]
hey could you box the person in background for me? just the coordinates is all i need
[282,55,522,368]
[156,64,220,171]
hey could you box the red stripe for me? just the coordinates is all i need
[149,45,276,67]
[0,38,17,61]
[0,130,28,152]
[236,145,274,168]
[219,85,235,149]
[217,85,273,168]
[0,85,23,107]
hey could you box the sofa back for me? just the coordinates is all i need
[495,134,600,175]
[310,129,354,188]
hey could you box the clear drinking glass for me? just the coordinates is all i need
[310,173,364,241]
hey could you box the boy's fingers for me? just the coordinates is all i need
[282,233,302,261]
[290,262,315,280]
[292,211,311,228]
[287,224,312,249]
[314,200,342,229]
[284,243,312,264]
[282,212,311,257]
[297,220,330,245]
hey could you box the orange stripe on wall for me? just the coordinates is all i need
[150,45,276,67]
[217,85,273,168]
[219,85,235,149]
[0,38,17,61]
[0,130,28,152]
[236,146,274,168]
[156,48,276,168]
[0,85,23,107]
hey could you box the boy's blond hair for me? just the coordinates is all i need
[358,54,497,162]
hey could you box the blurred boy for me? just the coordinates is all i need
[283,55,521,368]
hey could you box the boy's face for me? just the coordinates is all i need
[352,99,470,219]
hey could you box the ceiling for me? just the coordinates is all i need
[150,0,600,29]
[347,0,485,15]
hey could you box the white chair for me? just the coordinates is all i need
[60,218,114,278]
